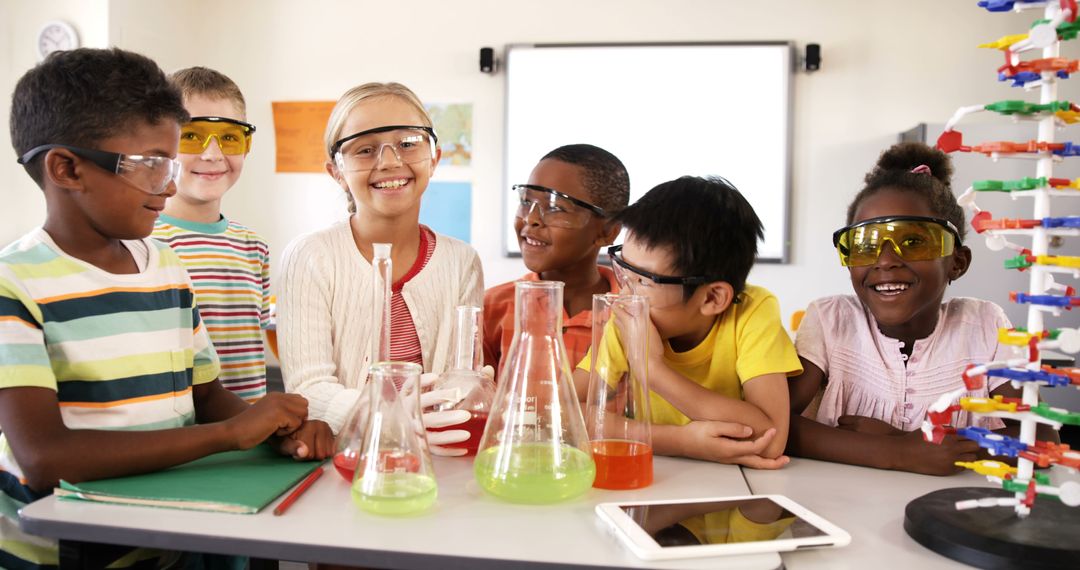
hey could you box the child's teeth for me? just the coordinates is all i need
[874,283,909,293]
[374,179,408,189]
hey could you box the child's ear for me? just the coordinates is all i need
[44,148,84,192]
[699,281,736,317]
[948,245,973,283]
[596,221,622,248]
[325,160,349,191]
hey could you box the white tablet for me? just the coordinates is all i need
[595,495,850,561]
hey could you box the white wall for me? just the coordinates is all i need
[5,0,1077,322]
[1,0,108,245]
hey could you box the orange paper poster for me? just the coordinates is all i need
[271,101,335,173]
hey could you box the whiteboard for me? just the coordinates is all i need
[504,43,793,261]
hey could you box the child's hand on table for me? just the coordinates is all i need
[836,415,905,436]
[225,392,308,449]
[895,429,979,476]
[277,420,334,460]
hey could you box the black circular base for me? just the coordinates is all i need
[904,487,1080,570]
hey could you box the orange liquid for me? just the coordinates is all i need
[333,450,421,482]
[591,440,653,490]
[428,411,489,456]
[265,329,279,360]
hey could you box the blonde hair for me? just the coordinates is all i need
[324,82,433,213]
[170,67,246,117]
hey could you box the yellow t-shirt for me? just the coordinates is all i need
[578,285,802,425]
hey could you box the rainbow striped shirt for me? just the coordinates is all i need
[153,215,269,401]
[0,228,220,569]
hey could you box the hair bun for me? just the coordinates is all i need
[866,142,953,188]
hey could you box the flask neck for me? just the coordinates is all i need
[452,306,484,372]
[513,281,564,338]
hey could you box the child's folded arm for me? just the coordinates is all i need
[652,421,787,469]
[788,359,825,414]
[0,386,305,492]
[741,373,790,459]
[646,361,775,436]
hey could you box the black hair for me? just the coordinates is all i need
[615,175,763,297]
[541,144,630,216]
[847,142,965,241]
[10,47,189,187]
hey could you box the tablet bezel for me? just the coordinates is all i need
[595,494,851,561]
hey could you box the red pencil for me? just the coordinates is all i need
[273,466,324,516]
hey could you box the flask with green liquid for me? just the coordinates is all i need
[352,361,437,516]
[474,281,595,503]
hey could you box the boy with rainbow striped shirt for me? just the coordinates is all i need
[0,48,327,569]
[152,67,270,401]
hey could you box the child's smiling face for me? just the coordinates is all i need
[74,119,180,240]
[332,96,439,220]
[176,95,246,208]
[847,187,970,339]
[515,159,608,274]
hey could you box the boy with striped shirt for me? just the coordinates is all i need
[152,67,270,401]
[1,48,329,569]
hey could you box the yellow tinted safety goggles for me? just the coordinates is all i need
[179,116,255,155]
[832,216,961,267]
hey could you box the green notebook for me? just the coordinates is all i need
[55,445,322,514]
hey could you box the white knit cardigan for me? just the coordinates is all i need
[278,219,484,433]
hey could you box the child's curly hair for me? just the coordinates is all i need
[846,142,965,242]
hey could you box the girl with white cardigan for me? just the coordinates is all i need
[278,83,483,455]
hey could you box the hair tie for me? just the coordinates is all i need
[910,164,932,175]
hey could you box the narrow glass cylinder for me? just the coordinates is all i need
[430,306,495,456]
[585,293,653,490]
[331,242,394,481]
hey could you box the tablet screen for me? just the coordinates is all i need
[618,497,828,548]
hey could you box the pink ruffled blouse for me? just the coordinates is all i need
[795,295,1010,431]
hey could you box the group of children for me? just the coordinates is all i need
[0,46,1058,568]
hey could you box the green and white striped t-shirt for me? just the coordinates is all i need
[0,228,220,569]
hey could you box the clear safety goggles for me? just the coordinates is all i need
[331,125,438,172]
[832,215,961,268]
[513,184,606,229]
[179,116,255,156]
[608,244,722,308]
[17,143,181,195]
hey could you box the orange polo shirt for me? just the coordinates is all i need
[482,266,619,379]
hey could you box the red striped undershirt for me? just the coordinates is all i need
[388,226,436,365]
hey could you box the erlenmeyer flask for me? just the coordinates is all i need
[474,281,595,503]
[333,243,393,481]
[428,306,496,456]
[352,361,437,516]
[585,293,653,490]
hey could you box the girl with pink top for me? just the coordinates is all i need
[787,142,1057,476]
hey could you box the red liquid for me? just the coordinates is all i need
[591,440,653,490]
[429,411,489,456]
[332,451,421,481]
[333,452,358,481]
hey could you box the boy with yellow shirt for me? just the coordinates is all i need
[575,176,801,468]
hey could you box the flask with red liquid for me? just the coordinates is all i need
[585,293,653,490]
[427,306,495,456]
[333,243,392,481]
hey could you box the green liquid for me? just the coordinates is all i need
[474,443,596,504]
[351,473,437,516]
